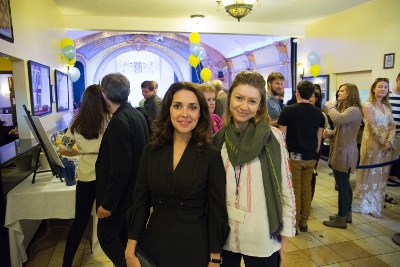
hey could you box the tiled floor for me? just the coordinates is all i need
[22,160,400,266]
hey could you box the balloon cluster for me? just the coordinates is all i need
[307,52,321,78]
[188,32,212,82]
[61,38,81,82]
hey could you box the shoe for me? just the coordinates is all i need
[295,229,298,236]
[323,216,347,229]
[385,194,398,204]
[299,225,308,232]
[388,177,400,184]
[329,211,352,223]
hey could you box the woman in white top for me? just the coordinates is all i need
[212,71,296,267]
[60,85,110,267]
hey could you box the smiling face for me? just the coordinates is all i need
[170,89,200,137]
[203,92,216,114]
[337,86,348,103]
[229,84,261,130]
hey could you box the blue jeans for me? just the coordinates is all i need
[333,169,352,217]
[63,180,96,267]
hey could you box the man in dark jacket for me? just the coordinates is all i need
[96,73,149,267]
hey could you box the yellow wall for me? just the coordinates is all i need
[298,0,400,99]
[0,58,12,71]
[0,0,70,140]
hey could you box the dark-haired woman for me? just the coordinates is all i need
[61,85,111,266]
[125,82,229,267]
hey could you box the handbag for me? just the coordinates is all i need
[136,248,156,267]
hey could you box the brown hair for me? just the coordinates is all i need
[198,83,216,94]
[150,82,211,152]
[367,78,391,111]
[337,83,363,115]
[223,71,270,126]
[70,85,110,139]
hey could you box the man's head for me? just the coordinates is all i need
[396,73,400,89]
[296,80,315,100]
[267,72,285,97]
[141,80,156,99]
[211,79,223,92]
[101,73,130,104]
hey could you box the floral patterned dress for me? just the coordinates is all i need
[352,102,395,215]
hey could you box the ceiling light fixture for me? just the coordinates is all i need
[216,0,260,22]
[190,14,205,25]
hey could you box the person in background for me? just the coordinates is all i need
[96,73,149,267]
[211,79,227,118]
[278,89,285,110]
[387,73,400,199]
[352,78,395,219]
[278,80,325,234]
[266,72,285,127]
[61,85,111,267]
[142,80,162,120]
[139,80,160,108]
[213,71,296,266]
[322,83,362,228]
[309,90,328,200]
[125,82,229,267]
[198,83,223,135]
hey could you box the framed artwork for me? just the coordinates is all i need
[27,61,52,116]
[0,0,14,43]
[302,75,330,101]
[383,53,395,69]
[54,70,69,111]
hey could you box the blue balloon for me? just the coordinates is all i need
[190,43,201,57]
[63,45,76,61]
[307,52,319,66]
[198,47,207,61]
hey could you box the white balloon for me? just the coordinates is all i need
[198,47,207,61]
[68,66,80,82]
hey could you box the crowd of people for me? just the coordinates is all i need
[58,70,400,267]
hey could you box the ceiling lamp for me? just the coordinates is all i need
[216,0,260,22]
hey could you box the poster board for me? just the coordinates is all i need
[23,105,63,183]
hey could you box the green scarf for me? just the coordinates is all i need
[213,121,283,240]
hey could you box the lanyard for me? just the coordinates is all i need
[234,165,242,204]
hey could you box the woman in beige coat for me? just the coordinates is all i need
[322,83,362,228]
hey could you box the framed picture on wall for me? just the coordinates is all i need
[383,53,395,69]
[0,0,14,43]
[302,75,330,102]
[54,70,69,111]
[27,61,52,116]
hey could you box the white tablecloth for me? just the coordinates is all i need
[4,172,101,267]
[0,114,13,126]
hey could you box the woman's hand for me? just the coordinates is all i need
[279,236,289,263]
[382,141,395,152]
[125,240,141,267]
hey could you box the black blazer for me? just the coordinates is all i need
[95,102,149,217]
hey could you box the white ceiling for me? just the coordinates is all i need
[55,0,372,58]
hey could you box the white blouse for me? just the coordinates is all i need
[221,127,296,257]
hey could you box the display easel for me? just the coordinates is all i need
[22,105,64,183]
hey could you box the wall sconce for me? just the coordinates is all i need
[297,62,304,78]
[190,14,205,25]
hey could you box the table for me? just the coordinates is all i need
[0,114,13,126]
[4,172,101,267]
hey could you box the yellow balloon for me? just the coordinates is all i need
[200,68,212,82]
[310,64,321,78]
[189,32,200,44]
[61,54,76,66]
[61,38,74,48]
[188,54,200,68]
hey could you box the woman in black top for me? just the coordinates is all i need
[125,82,229,267]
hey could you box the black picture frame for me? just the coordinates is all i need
[383,53,395,69]
[302,75,330,101]
[27,61,52,116]
[54,70,69,111]
[0,0,14,43]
